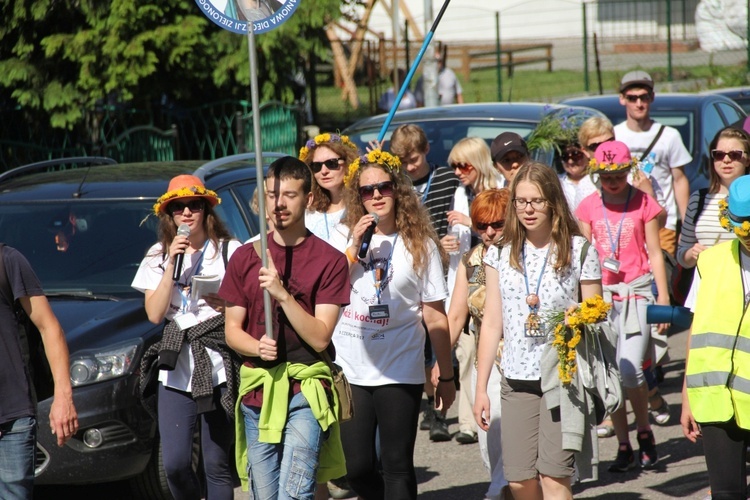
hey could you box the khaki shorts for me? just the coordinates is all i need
[500,376,575,482]
[659,227,676,256]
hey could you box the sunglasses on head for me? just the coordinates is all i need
[586,138,615,153]
[310,158,343,173]
[170,200,205,215]
[711,149,745,162]
[358,181,395,201]
[562,149,585,162]
[475,220,505,231]
[624,92,652,103]
[450,162,474,172]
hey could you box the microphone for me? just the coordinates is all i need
[172,223,191,281]
[358,213,380,259]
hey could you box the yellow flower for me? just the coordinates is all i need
[299,133,357,162]
[344,149,401,187]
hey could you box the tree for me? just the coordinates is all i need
[0,0,350,134]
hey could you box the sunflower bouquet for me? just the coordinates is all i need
[547,295,611,384]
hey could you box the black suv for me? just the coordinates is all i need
[0,154,275,498]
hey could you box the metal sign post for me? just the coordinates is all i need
[196,0,301,339]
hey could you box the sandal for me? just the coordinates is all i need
[649,395,671,426]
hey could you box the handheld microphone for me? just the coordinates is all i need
[358,213,380,259]
[172,223,191,281]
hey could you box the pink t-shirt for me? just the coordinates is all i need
[576,188,662,286]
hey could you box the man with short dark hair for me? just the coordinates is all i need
[491,132,530,186]
[614,70,692,256]
[0,246,78,499]
[220,156,351,497]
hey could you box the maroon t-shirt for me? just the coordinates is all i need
[219,232,350,405]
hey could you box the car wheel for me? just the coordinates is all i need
[130,431,202,500]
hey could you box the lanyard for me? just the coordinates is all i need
[417,167,435,203]
[323,212,330,240]
[522,242,550,314]
[176,239,210,313]
[370,234,399,304]
[600,186,632,259]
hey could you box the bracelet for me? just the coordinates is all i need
[345,247,358,263]
[438,375,455,383]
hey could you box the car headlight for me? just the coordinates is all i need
[70,342,141,387]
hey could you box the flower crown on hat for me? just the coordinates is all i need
[587,155,638,174]
[299,133,357,162]
[344,149,402,187]
[153,184,220,215]
[718,198,750,237]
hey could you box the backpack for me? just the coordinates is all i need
[671,188,709,306]
[0,244,53,404]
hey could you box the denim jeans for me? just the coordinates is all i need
[241,391,325,500]
[0,416,36,500]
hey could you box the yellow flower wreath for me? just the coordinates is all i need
[344,149,402,187]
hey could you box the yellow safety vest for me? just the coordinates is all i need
[686,240,750,429]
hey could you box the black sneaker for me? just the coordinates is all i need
[638,429,658,469]
[429,412,451,442]
[608,444,636,472]
[419,407,435,431]
[454,430,478,444]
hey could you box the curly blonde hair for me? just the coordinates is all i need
[342,163,446,275]
[303,140,361,212]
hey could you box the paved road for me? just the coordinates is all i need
[36,328,717,499]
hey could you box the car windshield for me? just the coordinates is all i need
[347,119,537,166]
[0,200,157,297]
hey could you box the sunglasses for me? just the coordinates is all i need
[562,149,585,162]
[450,162,474,172]
[475,220,505,231]
[624,93,652,103]
[170,200,205,215]
[711,149,745,162]
[586,138,615,153]
[358,181,395,201]
[310,158,343,173]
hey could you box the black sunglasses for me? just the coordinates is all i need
[358,181,395,201]
[169,199,205,215]
[624,93,652,103]
[586,138,615,153]
[711,149,745,162]
[310,158,343,173]
[475,220,505,231]
[562,149,585,162]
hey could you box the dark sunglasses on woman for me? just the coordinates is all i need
[310,158,343,173]
[562,149,585,162]
[585,137,615,153]
[358,181,395,201]
[711,149,745,162]
[170,200,205,215]
[475,220,505,230]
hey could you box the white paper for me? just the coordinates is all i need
[191,275,221,301]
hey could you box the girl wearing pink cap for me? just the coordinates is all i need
[576,141,670,473]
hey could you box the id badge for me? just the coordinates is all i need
[369,304,390,319]
[524,313,545,338]
[602,257,621,274]
[174,312,199,331]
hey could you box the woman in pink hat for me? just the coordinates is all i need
[132,174,241,500]
[576,141,670,473]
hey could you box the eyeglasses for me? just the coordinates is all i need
[624,93,653,103]
[513,198,547,211]
[310,158,343,173]
[358,181,395,201]
[562,149,585,162]
[585,138,615,153]
[475,220,505,231]
[450,162,474,172]
[711,149,745,162]
[170,200,205,215]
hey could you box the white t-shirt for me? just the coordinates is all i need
[305,209,345,242]
[559,174,598,214]
[131,239,241,392]
[484,236,601,380]
[614,122,692,231]
[332,234,448,386]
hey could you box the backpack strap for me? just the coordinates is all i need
[694,188,709,224]
[640,124,665,160]
[222,239,229,268]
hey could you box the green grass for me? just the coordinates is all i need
[314,62,750,130]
